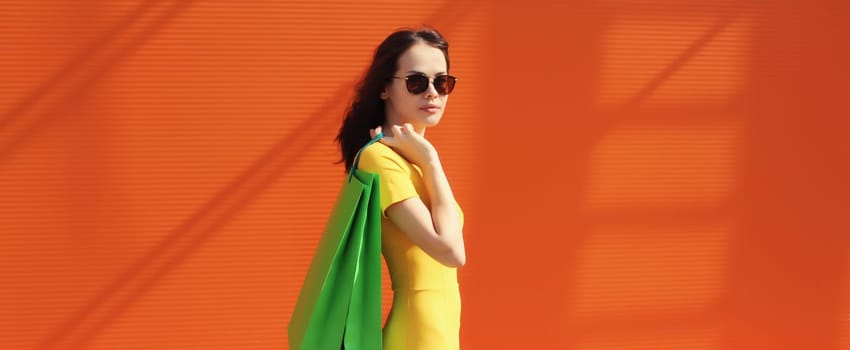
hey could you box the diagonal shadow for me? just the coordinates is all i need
[27,0,200,347]
[562,13,748,348]
[39,1,484,348]
[36,83,345,348]
[55,87,346,349]
[612,13,741,115]
[576,13,746,229]
[0,0,167,134]
[579,12,745,197]
[0,0,194,169]
[580,12,743,205]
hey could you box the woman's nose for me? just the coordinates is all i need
[423,81,439,99]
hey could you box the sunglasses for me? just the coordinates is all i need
[392,73,457,95]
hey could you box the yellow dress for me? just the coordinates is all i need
[357,141,463,350]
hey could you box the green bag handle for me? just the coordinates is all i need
[348,132,384,182]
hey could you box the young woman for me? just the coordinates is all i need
[336,28,466,350]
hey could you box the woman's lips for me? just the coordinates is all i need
[420,105,441,113]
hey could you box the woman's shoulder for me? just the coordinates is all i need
[358,142,409,170]
[360,141,401,161]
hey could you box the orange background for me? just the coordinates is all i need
[1,0,848,349]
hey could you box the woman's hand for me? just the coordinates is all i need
[369,124,438,166]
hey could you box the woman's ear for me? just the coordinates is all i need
[380,88,388,100]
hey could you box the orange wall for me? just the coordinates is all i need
[1,0,848,349]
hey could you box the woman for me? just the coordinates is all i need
[336,28,466,350]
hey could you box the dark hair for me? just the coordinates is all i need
[336,27,450,172]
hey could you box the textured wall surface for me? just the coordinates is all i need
[1,1,847,349]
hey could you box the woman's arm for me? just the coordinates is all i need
[386,156,465,267]
[373,124,466,267]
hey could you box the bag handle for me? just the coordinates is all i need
[348,132,384,182]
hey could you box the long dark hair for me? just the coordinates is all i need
[336,27,450,172]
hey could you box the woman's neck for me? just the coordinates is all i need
[382,119,426,137]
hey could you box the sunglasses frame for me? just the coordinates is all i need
[392,73,457,96]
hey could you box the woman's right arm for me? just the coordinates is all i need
[374,124,466,267]
[386,155,465,267]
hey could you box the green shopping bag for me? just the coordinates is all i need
[288,134,383,350]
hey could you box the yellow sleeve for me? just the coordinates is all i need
[356,144,420,218]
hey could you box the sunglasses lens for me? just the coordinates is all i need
[434,75,456,95]
[401,75,457,95]
[405,75,429,94]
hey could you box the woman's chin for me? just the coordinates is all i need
[420,113,443,126]
[396,112,441,130]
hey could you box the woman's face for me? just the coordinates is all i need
[381,42,450,132]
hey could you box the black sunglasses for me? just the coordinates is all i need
[392,74,457,95]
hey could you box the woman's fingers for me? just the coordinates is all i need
[393,124,405,135]
[403,123,415,134]
[369,125,384,138]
